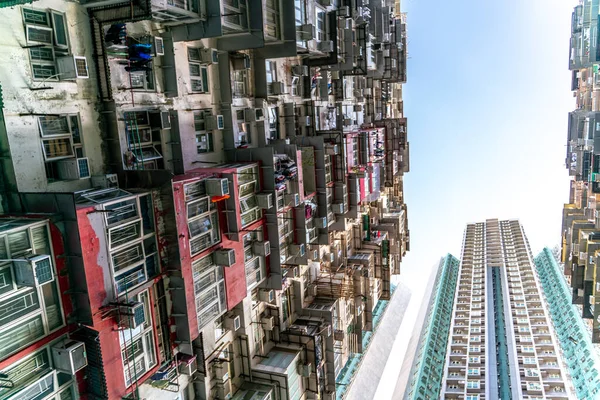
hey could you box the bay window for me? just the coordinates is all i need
[192,254,227,330]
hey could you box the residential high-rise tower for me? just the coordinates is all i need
[407,219,573,399]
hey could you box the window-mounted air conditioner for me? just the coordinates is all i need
[233,54,251,70]
[285,193,300,206]
[353,104,363,112]
[332,203,345,214]
[325,144,339,155]
[298,24,316,41]
[297,362,312,377]
[261,316,275,331]
[14,255,54,287]
[256,193,274,209]
[200,48,219,64]
[92,174,119,189]
[119,301,146,329]
[214,249,236,267]
[205,178,229,196]
[259,289,275,303]
[308,283,318,297]
[333,329,345,341]
[314,217,327,228]
[269,82,285,95]
[317,41,334,53]
[205,115,225,130]
[52,340,88,375]
[289,243,306,257]
[178,354,197,376]
[57,157,91,180]
[292,65,309,76]
[57,56,89,79]
[253,240,271,256]
[224,314,242,331]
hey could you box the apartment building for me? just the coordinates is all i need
[534,248,600,399]
[404,254,460,400]
[407,220,571,400]
[0,0,409,399]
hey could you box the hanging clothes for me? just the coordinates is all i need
[128,43,153,62]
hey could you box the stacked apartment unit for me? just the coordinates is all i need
[0,0,409,399]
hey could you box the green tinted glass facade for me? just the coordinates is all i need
[405,254,460,400]
[534,247,600,399]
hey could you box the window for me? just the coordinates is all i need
[316,10,326,41]
[467,368,479,376]
[466,380,480,389]
[120,290,157,387]
[0,347,75,399]
[466,396,480,400]
[266,61,277,84]
[468,357,480,363]
[188,50,210,93]
[23,8,70,80]
[37,114,85,179]
[192,254,227,329]
[193,110,214,153]
[222,0,249,33]
[233,70,249,97]
[185,184,220,256]
[0,222,64,360]
[265,0,280,39]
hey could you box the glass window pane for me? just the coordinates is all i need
[51,12,68,47]
[42,138,73,160]
[23,9,49,25]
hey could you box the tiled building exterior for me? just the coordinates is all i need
[0,0,409,399]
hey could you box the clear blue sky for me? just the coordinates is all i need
[400,0,577,277]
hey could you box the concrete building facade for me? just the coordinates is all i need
[0,0,410,399]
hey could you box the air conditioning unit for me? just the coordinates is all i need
[214,249,236,267]
[14,255,54,287]
[153,36,165,56]
[213,362,230,382]
[343,118,353,127]
[317,41,335,53]
[51,340,88,375]
[292,65,309,76]
[353,104,363,112]
[57,55,89,79]
[253,240,271,256]
[590,295,596,305]
[297,363,312,377]
[311,249,319,261]
[256,193,274,209]
[205,178,229,196]
[244,108,257,122]
[578,288,585,297]
[338,6,350,17]
[261,316,275,331]
[269,82,286,95]
[259,289,275,303]
[57,158,91,180]
[224,314,242,331]
[303,116,311,127]
[364,115,372,124]
[332,203,345,214]
[178,355,197,376]
[289,243,306,257]
[298,24,316,40]
[308,283,318,297]
[200,48,219,64]
[325,144,339,155]
[233,54,251,70]
[285,193,300,206]
[318,0,332,6]
[119,301,146,329]
[333,329,345,341]
[92,174,119,189]
[330,70,340,80]
[205,115,225,130]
